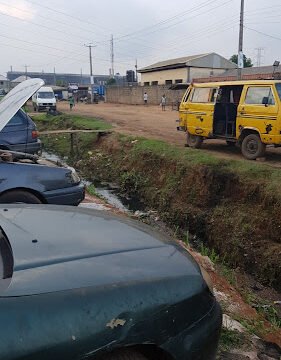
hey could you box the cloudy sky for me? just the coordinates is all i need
[0,0,280,76]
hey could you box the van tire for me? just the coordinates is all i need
[186,132,203,149]
[0,190,42,204]
[241,134,265,160]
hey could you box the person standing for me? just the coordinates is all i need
[143,92,148,105]
[161,94,166,111]
[69,95,75,110]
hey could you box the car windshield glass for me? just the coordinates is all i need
[38,92,54,99]
[275,83,281,100]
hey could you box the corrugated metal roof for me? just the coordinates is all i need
[11,75,31,83]
[222,65,276,77]
[0,75,8,81]
[139,53,210,72]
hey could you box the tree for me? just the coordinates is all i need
[229,54,253,67]
[106,78,116,85]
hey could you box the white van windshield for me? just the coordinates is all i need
[38,92,54,99]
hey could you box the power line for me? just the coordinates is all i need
[245,26,281,43]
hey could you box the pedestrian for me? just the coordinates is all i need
[69,95,74,110]
[143,92,148,105]
[161,94,166,111]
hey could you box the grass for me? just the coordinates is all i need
[32,113,112,131]
[218,328,245,352]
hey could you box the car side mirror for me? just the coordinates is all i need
[262,96,269,106]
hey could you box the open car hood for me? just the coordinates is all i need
[0,78,44,131]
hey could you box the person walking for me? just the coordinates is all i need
[143,92,148,105]
[69,95,75,110]
[161,94,166,111]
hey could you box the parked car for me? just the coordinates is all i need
[0,205,222,360]
[0,78,85,205]
[0,109,41,154]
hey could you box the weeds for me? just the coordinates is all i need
[200,244,220,264]
[218,328,244,352]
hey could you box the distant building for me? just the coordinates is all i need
[138,53,236,86]
[193,65,281,82]
[0,75,10,92]
[10,75,31,88]
[6,71,111,86]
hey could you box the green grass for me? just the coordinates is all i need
[218,328,245,352]
[32,113,112,131]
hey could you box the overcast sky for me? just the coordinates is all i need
[0,0,280,76]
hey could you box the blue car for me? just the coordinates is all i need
[0,78,85,206]
[0,109,41,154]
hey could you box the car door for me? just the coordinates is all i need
[186,86,217,137]
[237,85,279,141]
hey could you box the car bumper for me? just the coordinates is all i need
[43,183,85,206]
[163,300,222,360]
[7,140,42,154]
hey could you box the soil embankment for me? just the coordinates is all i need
[76,135,281,292]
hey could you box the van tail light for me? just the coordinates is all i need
[32,130,38,139]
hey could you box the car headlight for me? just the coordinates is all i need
[199,265,214,295]
[65,167,80,184]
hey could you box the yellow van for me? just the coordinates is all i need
[177,80,281,159]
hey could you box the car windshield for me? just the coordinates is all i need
[38,92,54,99]
[275,83,281,100]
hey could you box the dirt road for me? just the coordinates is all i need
[58,101,281,166]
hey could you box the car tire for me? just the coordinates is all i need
[241,134,265,160]
[0,190,42,204]
[186,132,203,149]
[100,350,148,360]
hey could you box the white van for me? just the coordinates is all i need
[32,86,56,111]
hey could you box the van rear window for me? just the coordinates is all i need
[191,87,217,103]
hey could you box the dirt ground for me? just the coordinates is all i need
[58,101,281,167]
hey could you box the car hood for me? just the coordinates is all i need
[0,78,44,131]
[0,205,202,297]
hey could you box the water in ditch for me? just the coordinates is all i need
[41,151,145,213]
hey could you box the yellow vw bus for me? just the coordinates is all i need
[177,80,281,159]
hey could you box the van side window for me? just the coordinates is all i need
[191,88,217,103]
[245,87,275,105]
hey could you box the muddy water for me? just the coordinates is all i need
[42,151,143,213]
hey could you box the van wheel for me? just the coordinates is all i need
[0,190,42,204]
[241,134,265,160]
[186,132,203,149]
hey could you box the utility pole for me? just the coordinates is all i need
[110,35,114,78]
[85,43,94,103]
[237,0,244,80]
[53,67,56,85]
[24,64,30,80]
[255,47,264,67]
